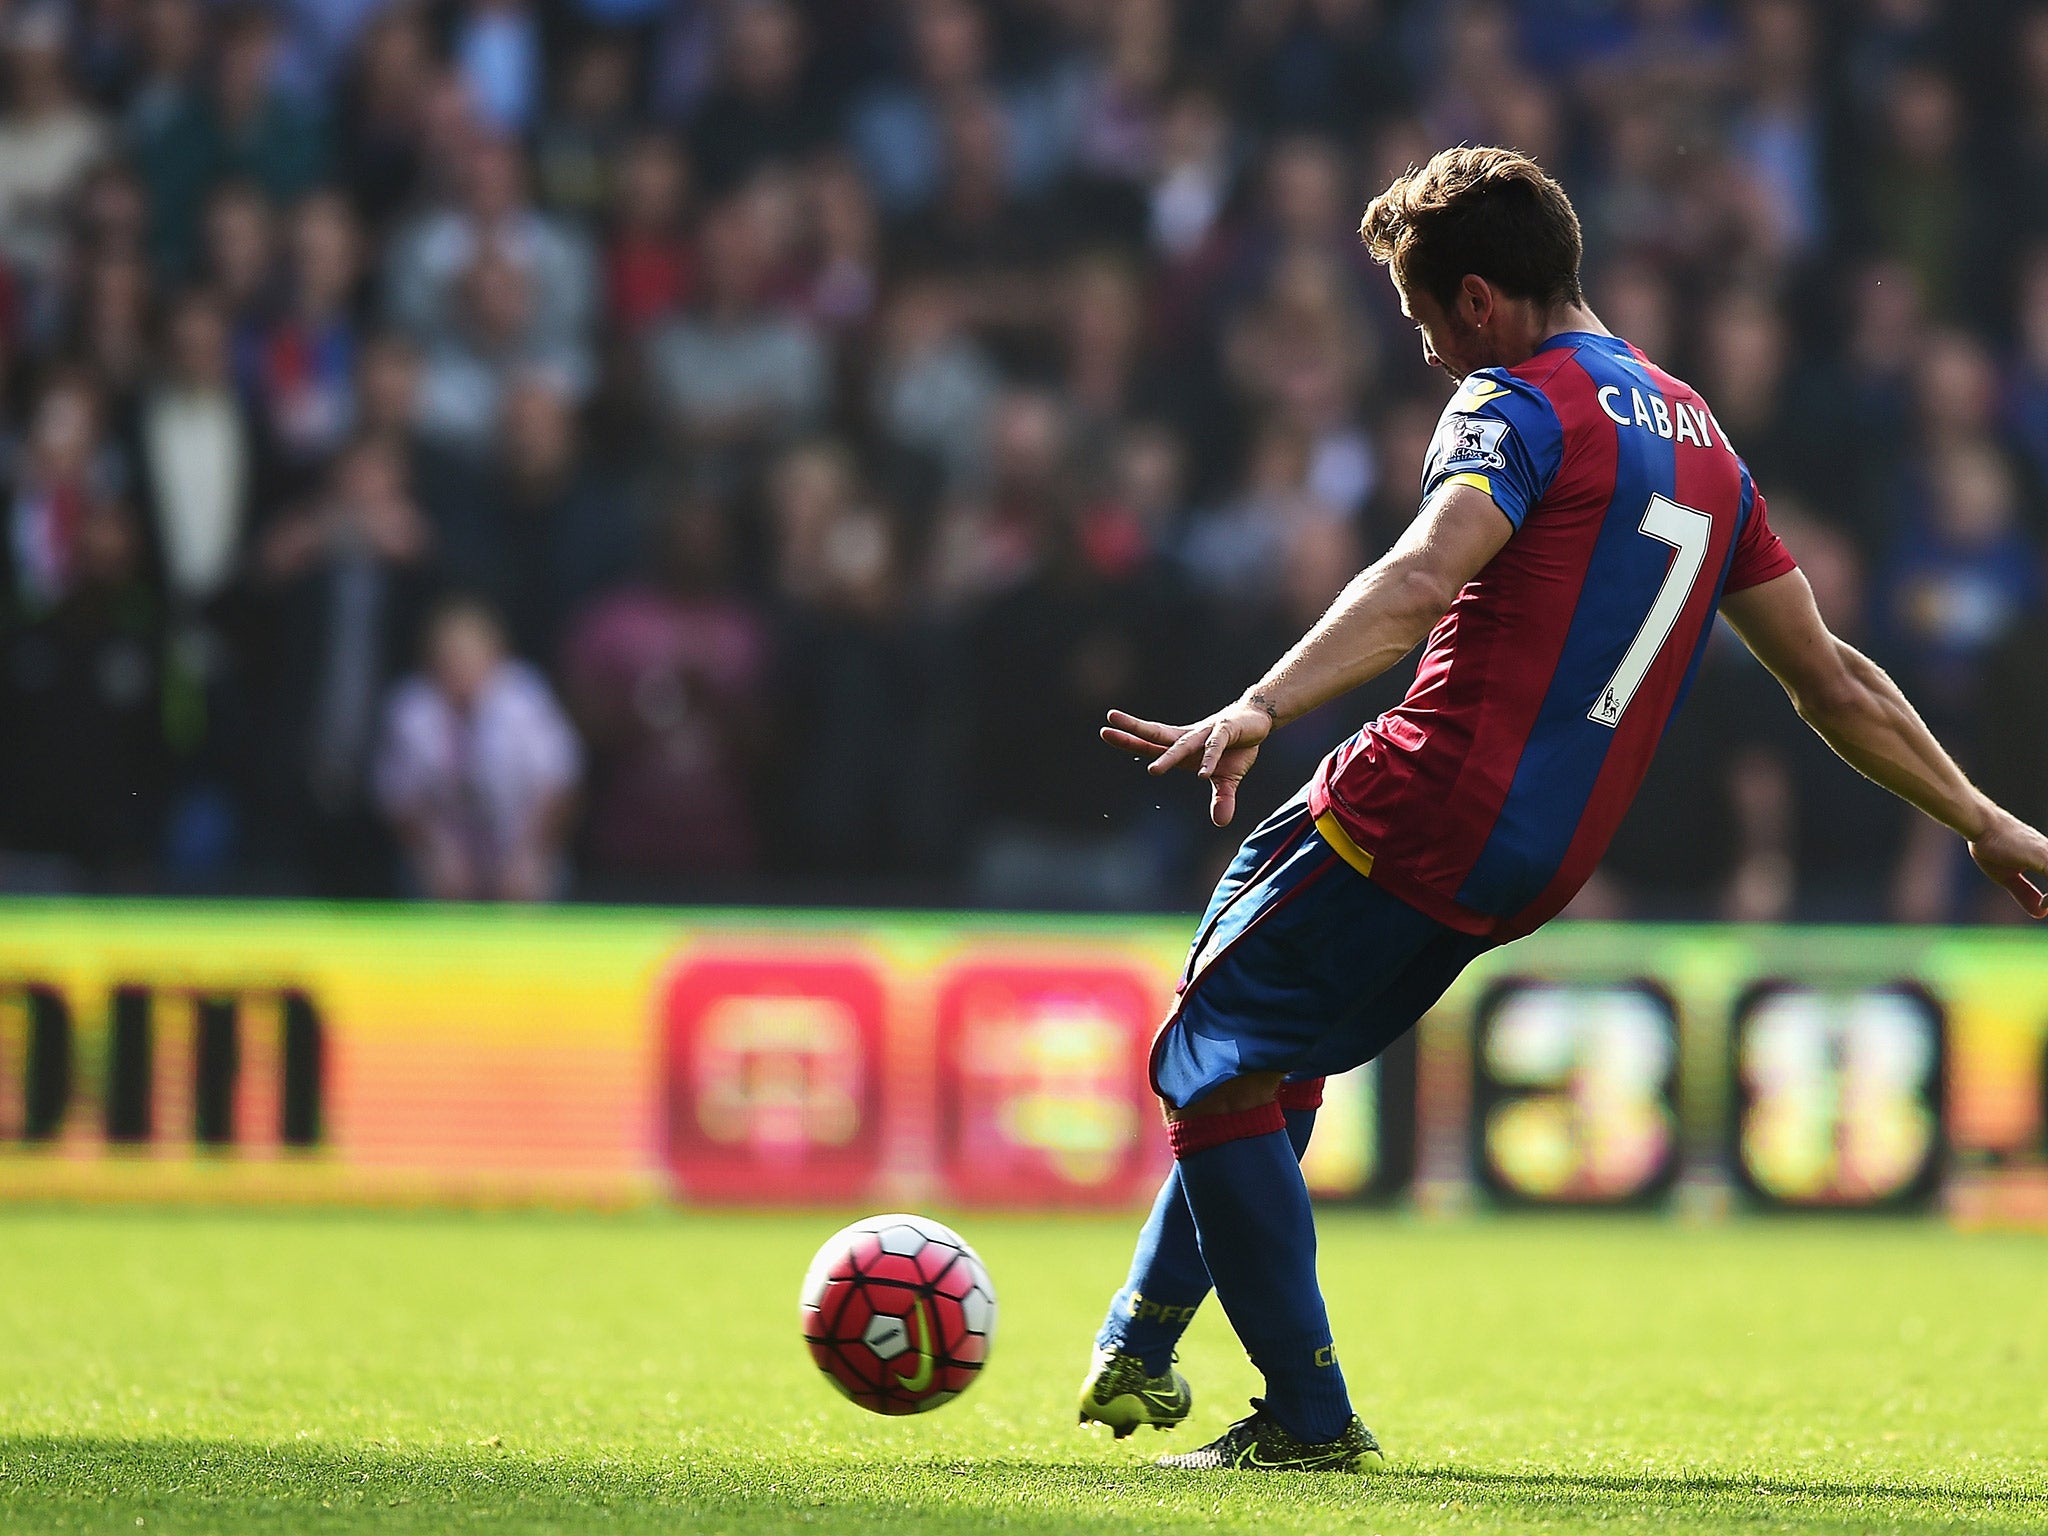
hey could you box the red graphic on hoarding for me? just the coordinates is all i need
[935,961,1167,1206]
[663,956,886,1202]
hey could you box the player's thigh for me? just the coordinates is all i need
[1151,863,1446,1110]
[1299,927,1495,1080]
[1178,787,1319,980]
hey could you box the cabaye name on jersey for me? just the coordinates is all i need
[1594,384,1720,447]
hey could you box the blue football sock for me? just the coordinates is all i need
[1096,1167,1207,1374]
[1095,1107,1317,1376]
[1176,1122,1352,1443]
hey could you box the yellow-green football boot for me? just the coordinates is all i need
[1155,1398,1384,1472]
[1077,1346,1193,1438]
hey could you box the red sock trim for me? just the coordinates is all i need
[1276,1077,1326,1112]
[1167,1101,1287,1159]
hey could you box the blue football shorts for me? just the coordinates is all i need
[1149,786,1495,1110]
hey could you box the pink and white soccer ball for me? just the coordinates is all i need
[798,1213,998,1415]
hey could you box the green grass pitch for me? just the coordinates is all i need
[1,1209,2045,1534]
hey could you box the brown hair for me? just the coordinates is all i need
[1360,146,1584,312]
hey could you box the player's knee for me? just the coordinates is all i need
[1161,1072,1288,1160]
[1161,1071,1284,1123]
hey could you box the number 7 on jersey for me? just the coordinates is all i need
[1589,493,1714,728]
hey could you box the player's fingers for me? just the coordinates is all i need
[1210,777,1237,827]
[1101,727,1168,758]
[2004,869,2048,919]
[1105,710,1181,747]
[1149,728,1205,775]
[1197,722,1234,778]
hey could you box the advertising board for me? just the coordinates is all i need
[0,902,2041,1220]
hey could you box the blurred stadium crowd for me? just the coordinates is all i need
[2,0,2046,919]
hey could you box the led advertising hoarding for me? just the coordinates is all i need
[0,902,2042,1220]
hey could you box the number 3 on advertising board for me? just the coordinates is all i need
[1589,494,1713,728]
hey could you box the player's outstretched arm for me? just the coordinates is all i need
[1720,570,2048,918]
[1101,482,1513,826]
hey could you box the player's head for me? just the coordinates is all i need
[1360,146,1585,380]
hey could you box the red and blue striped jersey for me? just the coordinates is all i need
[1308,331,1797,941]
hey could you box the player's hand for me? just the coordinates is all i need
[1101,703,1273,827]
[1968,811,2048,918]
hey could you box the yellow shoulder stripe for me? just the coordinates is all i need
[1442,472,1493,495]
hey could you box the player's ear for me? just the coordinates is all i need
[1461,274,1492,329]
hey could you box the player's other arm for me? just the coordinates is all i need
[1101,481,1513,827]
[1720,570,2048,917]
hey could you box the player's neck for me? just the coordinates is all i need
[1534,302,1609,349]
[1483,301,1610,372]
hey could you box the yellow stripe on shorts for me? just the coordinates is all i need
[1313,811,1376,879]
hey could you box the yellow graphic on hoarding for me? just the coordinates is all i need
[1299,1064,1377,1197]
[695,996,862,1153]
[1483,986,1674,1201]
[958,996,1136,1186]
[1740,990,1937,1203]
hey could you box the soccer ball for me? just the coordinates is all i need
[798,1213,997,1415]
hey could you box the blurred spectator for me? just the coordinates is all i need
[385,136,595,369]
[2008,6,2048,243]
[1180,418,1343,606]
[208,5,326,209]
[928,387,1073,606]
[1146,82,1236,268]
[1696,290,1796,494]
[963,461,1189,911]
[765,439,930,878]
[871,275,1000,491]
[1799,259,1925,549]
[453,0,543,140]
[199,180,274,345]
[1726,0,1825,261]
[690,0,829,196]
[271,0,388,97]
[604,132,697,339]
[896,91,1069,333]
[1726,516,1911,922]
[0,7,109,302]
[1223,248,1376,515]
[1881,441,2041,739]
[70,159,152,262]
[798,154,880,333]
[248,189,362,476]
[1071,0,1169,189]
[1977,555,2048,916]
[535,34,637,221]
[440,373,638,664]
[5,370,119,619]
[256,434,435,894]
[416,241,593,456]
[137,288,253,611]
[69,247,155,410]
[562,493,768,887]
[1861,65,1977,321]
[333,6,434,229]
[1592,258,1674,365]
[2008,245,2048,490]
[645,192,826,474]
[1080,420,1188,586]
[126,0,210,271]
[1058,253,1158,451]
[376,593,580,901]
[0,497,168,887]
[850,0,1069,215]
